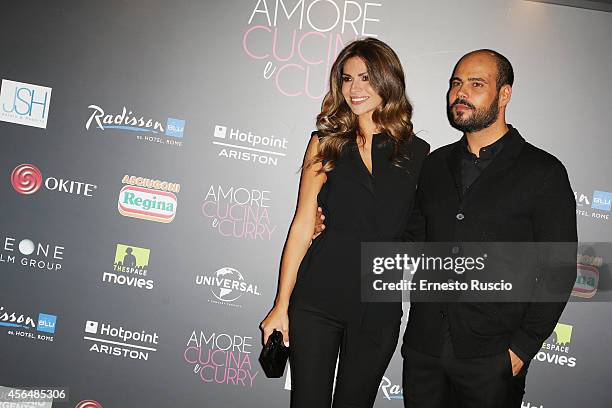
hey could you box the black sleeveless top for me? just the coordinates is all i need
[290,131,430,329]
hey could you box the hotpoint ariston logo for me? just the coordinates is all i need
[84,319,159,361]
[0,79,52,128]
[11,163,97,197]
[118,175,180,223]
[212,124,288,167]
[85,104,185,147]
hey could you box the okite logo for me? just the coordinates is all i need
[0,79,52,128]
[183,330,259,387]
[213,124,288,166]
[0,235,64,272]
[11,164,97,197]
[118,175,180,223]
[84,320,159,361]
[196,267,261,308]
[0,306,57,342]
[202,184,277,240]
[85,104,185,147]
[534,323,577,368]
[102,244,153,290]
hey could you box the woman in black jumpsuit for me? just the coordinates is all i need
[261,38,429,407]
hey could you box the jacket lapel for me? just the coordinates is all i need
[445,141,464,202]
[348,137,375,197]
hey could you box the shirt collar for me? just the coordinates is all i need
[460,125,513,160]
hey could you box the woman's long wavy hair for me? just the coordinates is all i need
[309,37,415,173]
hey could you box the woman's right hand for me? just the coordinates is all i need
[260,305,290,347]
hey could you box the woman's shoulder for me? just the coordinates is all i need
[311,130,324,142]
[408,135,430,158]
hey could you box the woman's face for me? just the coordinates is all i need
[341,56,383,119]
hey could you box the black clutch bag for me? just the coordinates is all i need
[259,329,289,378]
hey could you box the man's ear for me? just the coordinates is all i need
[499,84,512,108]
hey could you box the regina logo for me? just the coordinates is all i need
[117,175,179,223]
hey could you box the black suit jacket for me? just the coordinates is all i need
[402,125,577,361]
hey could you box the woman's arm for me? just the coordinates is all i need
[260,134,326,344]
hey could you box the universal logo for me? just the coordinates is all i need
[0,306,57,342]
[195,267,261,308]
[213,124,288,167]
[85,105,185,147]
[11,163,97,197]
[0,79,52,128]
[102,244,154,290]
[84,320,159,361]
[118,175,180,223]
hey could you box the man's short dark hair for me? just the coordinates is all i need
[462,49,514,90]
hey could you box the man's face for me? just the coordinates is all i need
[447,53,501,133]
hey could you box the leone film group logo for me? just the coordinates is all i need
[102,244,153,290]
[195,266,261,308]
[84,320,159,361]
[11,163,97,198]
[0,306,58,342]
[534,323,577,368]
[0,235,64,272]
[0,79,52,128]
[118,175,180,223]
[212,124,288,167]
[85,104,185,147]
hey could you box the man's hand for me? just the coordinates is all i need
[508,349,524,376]
[313,206,325,239]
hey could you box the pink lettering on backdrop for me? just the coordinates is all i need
[202,185,277,240]
[242,0,382,99]
[184,331,259,387]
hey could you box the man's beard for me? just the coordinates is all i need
[448,94,499,133]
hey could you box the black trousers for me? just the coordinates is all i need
[288,302,400,408]
[402,341,528,408]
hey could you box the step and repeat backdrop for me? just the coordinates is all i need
[1,1,611,407]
